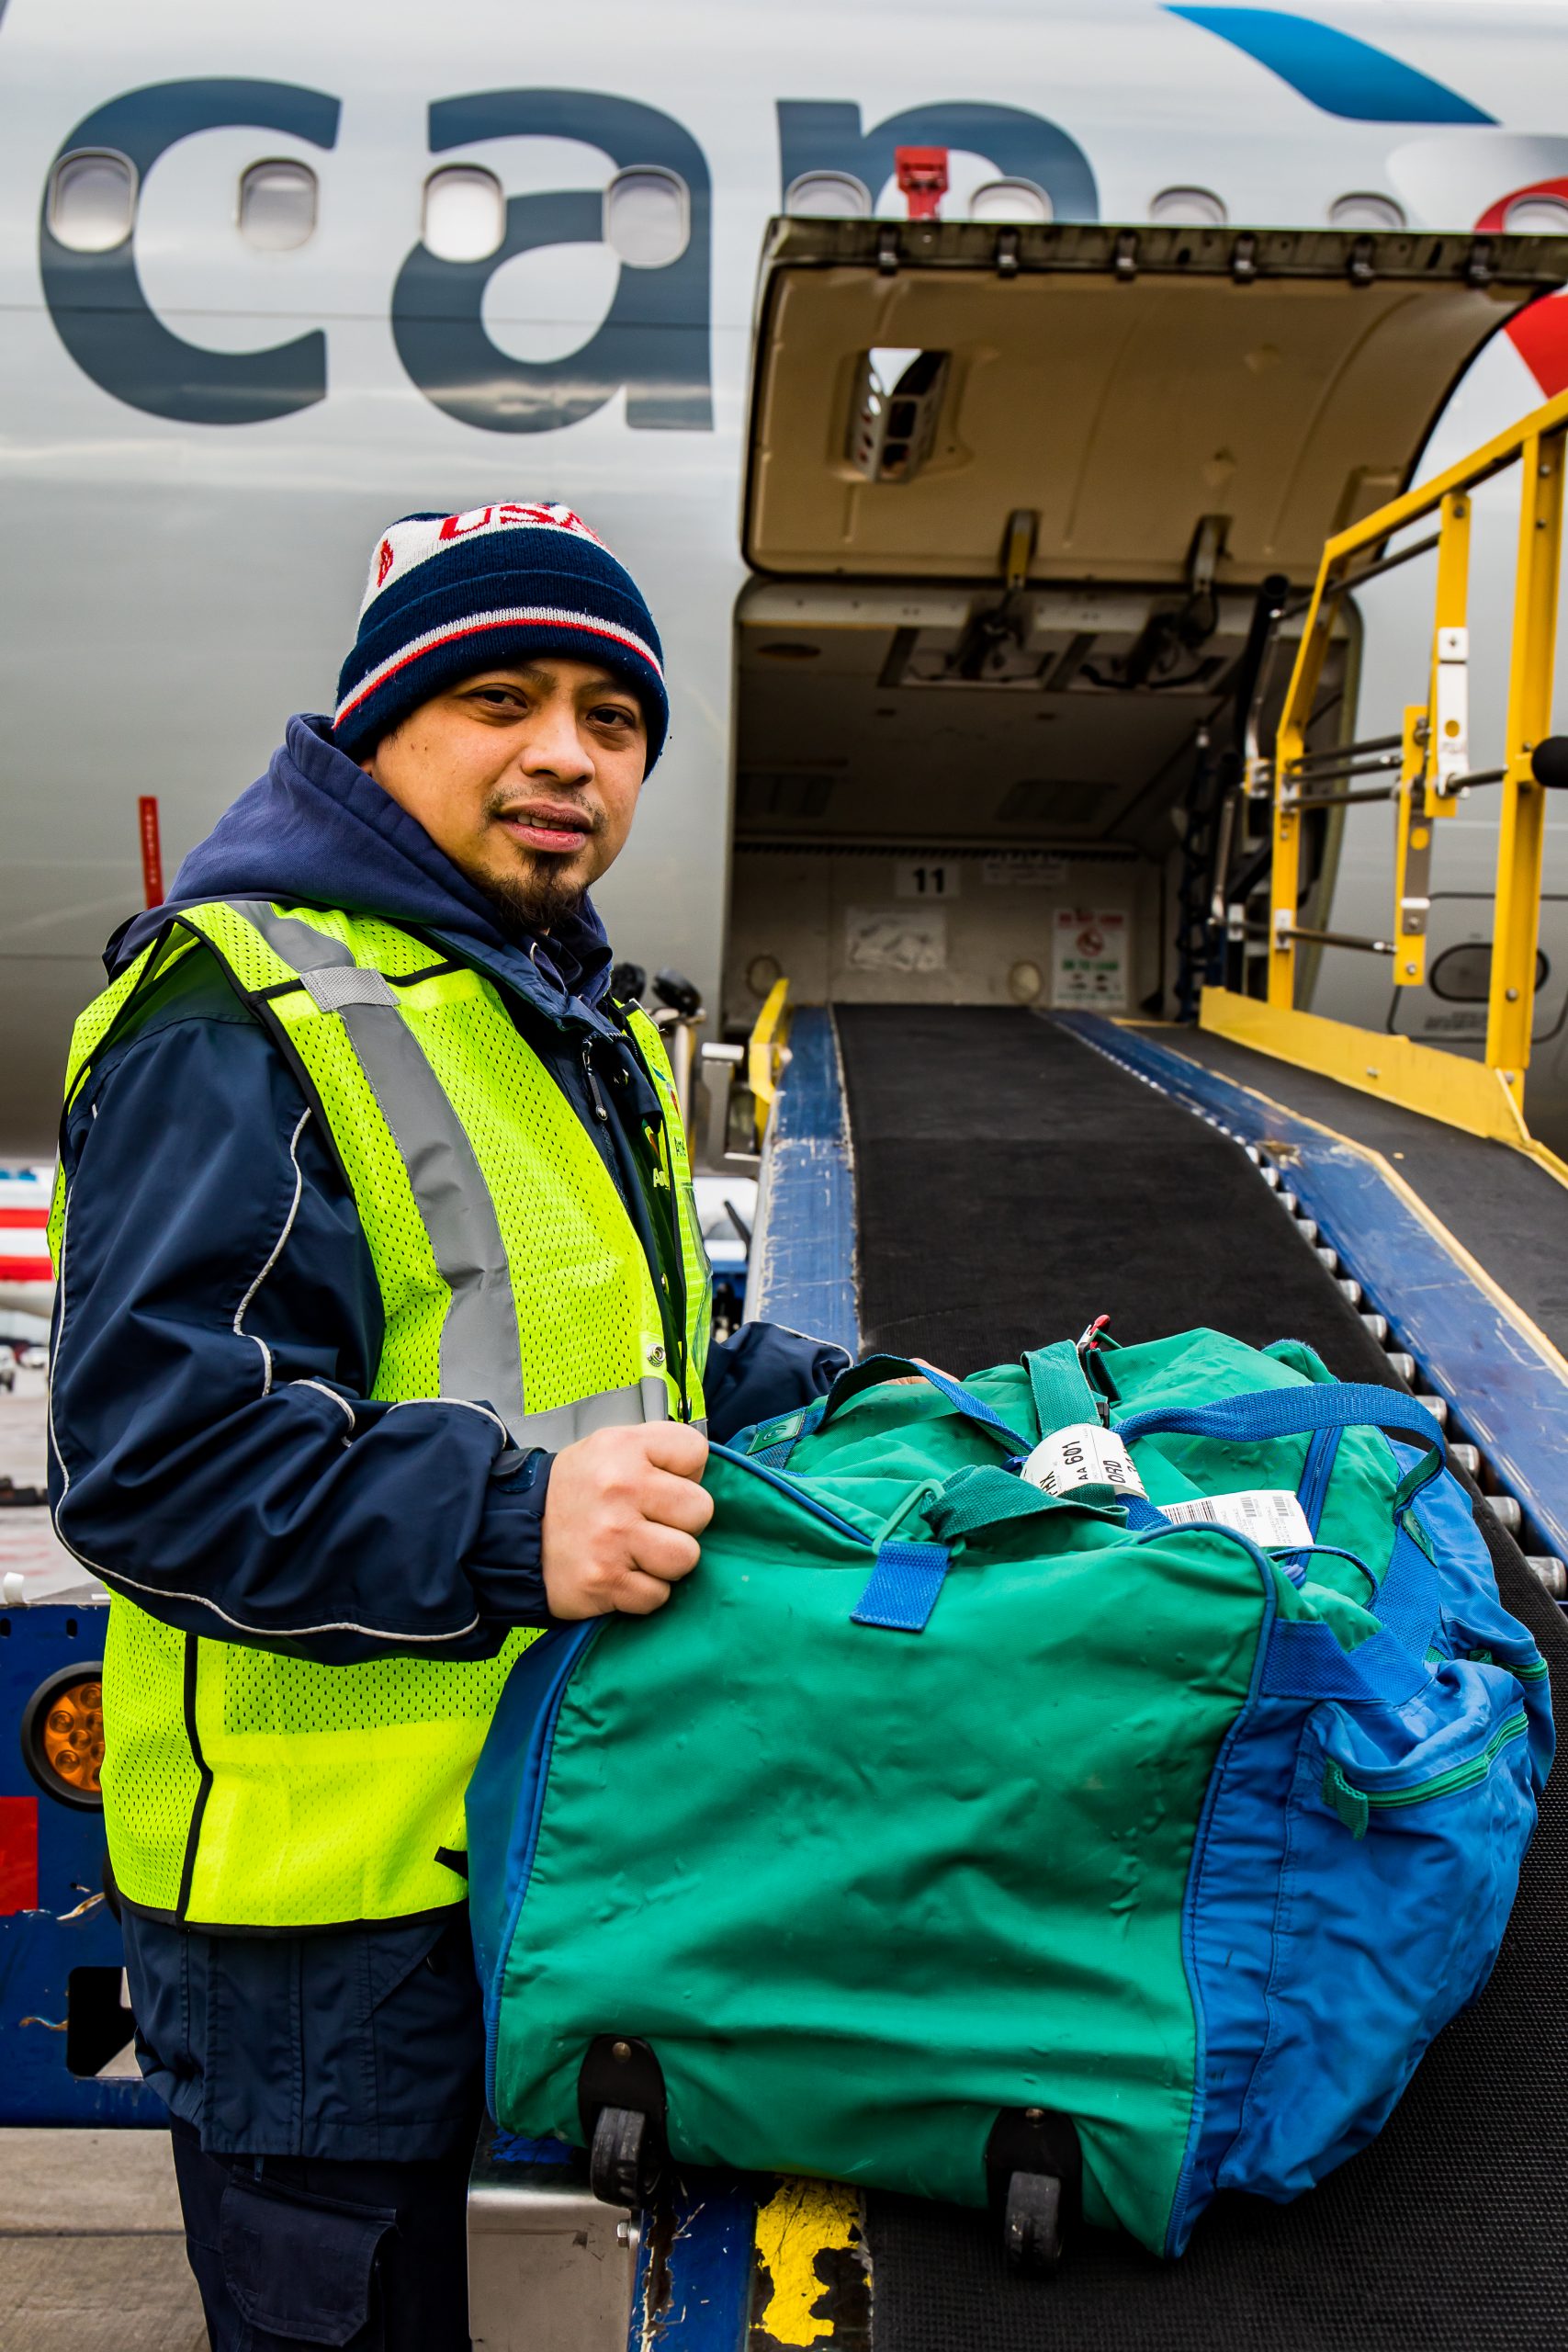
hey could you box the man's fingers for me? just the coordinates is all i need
[606,1566,678,1616]
[643,1466,715,1535]
[640,1420,709,1478]
[630,1522,701,1582]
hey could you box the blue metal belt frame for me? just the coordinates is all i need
[1055,1012,1568,1566]
[744,1005,861,1360]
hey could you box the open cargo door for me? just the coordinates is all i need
[726,220,1568,1026]
[743,218,1568,588]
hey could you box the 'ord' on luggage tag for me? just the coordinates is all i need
[1021,1422,1146,1499]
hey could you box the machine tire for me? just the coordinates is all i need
[1002,2170,1065,2274]
[590,2104,657,2208]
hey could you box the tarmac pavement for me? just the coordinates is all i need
[0,2127,204,2349]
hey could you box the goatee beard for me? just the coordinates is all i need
[473,859,587,938]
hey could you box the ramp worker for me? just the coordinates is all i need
[46,504,848,2351]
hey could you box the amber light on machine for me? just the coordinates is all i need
[21,1666,106,1808]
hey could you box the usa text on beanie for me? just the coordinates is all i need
[333,503,669,768]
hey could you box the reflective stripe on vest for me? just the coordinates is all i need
[57,899,711,1929]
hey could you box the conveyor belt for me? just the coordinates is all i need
[1134,1021,1568,1359]
[832,1003,1568,2352]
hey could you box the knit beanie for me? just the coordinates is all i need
[332,503,668,769]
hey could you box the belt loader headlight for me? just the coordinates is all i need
[21,1665,106,1807]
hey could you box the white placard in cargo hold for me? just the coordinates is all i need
[1052,908,1127,1010]
[982,853,1067,888]
[1160,1489,1314,1547]
[844,907,947,973]
[1021,1422,1146,1498]
[895,860,960,899]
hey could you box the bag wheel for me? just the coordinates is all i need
[1003,2169,1064,2275]
[590,2104,659,2208]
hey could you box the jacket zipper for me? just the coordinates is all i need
[1322,1706,1529,1838]
[581,1041,609,1124]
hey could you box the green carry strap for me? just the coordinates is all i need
[1023,1340,1102,1438]
[920,1464,1125,1544]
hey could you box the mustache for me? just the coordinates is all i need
[485,792,604,836]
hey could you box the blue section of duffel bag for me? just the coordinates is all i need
[1169,1442,1548,2251]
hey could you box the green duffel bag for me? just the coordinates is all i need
[467,1326,1550,2265]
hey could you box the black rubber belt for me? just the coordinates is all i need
[834,1004,1568,2352]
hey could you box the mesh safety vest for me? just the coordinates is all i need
[50,899,710,1931]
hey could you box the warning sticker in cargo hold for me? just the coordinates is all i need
[1052,908,1127,1010]
[1161,1489,1314,1547]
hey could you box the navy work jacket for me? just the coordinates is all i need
[51,716,847,2156]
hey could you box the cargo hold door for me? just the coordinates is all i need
[743,217,1568,587]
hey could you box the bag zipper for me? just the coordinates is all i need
[1321,1706,1529,1839]
[1296,1426,1342,1538]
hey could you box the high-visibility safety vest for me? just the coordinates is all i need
[50,899,711,1931]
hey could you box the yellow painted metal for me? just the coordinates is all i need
[1265,568,1338,1011]
[751,2178,867,2348]
[1487,424,1566,1092]
[1318,380,1568,568]
[1393,705,1431,989]
[748,976,794,1144]
[1427,489,1471,815]
[1200,987,1532,1146]
[1219,380,1568,1141]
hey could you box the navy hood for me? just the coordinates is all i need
[111,715,615,1019]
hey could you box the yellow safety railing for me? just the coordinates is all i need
[747,977,792,1146]
[1201,380,1568,1154]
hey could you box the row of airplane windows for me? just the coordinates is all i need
[44,146,1568,266]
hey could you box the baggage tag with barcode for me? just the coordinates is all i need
[1160,1489,1314,1547]
[1021,1423,1147,1498]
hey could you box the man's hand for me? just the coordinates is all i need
[541,1421,712,1620]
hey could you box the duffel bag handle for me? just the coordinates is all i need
[1021,1340,1102,1436]
[919,1464,1124,1544]
[816,1352,1030,1451]
[1112,1383,1446,1513]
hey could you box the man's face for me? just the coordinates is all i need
[362,660,649,931]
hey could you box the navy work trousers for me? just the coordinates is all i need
[169,2116,474,2350]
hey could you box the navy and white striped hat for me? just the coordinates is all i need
[333,503,668,768]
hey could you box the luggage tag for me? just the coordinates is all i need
[1021,1423,1147,1499]
[1159,1489,1314,1547]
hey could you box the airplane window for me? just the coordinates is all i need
[1506,196,1568,236]
[1428,942,1549,1002]
[1149,187,1227,228]
[784,171,873,220]
[423,166,505,264]
[604,168,690,268]
[48,150,136,253]
[1329,193,1405,232]
[969,179,1052,226]
[239,161,318,252]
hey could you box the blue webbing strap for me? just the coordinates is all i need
[1114,1383,1446,1513]
[1262,1621,1434,1705]
[852,1542,953,1633]
[815,1352,1030,1450]
[749,1399,825,1469]
[1116,1385,1447,1677]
